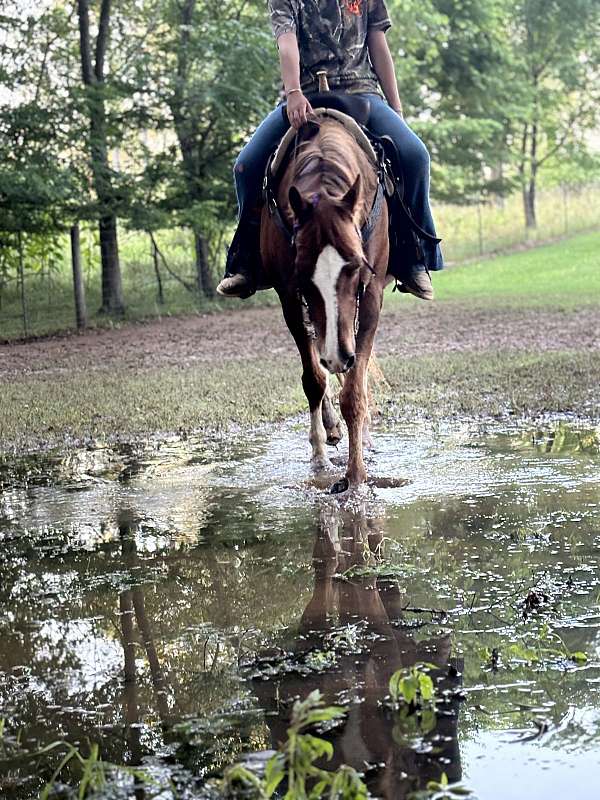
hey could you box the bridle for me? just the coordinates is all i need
[296,249,375,343]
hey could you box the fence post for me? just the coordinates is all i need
[71,223,88,330]
[17,230,29,337]
[562,185,569,235]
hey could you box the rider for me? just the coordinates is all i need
[216,0,443,301]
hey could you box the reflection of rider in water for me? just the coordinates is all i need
[217,0,443,302]
[251,506,463,799]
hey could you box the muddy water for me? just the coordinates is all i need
[0,420,599,799]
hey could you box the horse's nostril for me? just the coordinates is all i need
[345,354,356,371]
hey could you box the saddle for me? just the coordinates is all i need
[265,91,441,276]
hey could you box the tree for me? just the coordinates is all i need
[76,0,125,314]
[0,7,81,333]
[388,0,514,203]
[507,0,600,228]
[388,0,600,226]
[135,0,276,297]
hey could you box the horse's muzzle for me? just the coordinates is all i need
[320,353,355,374]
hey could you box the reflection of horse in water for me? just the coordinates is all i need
[251,505,463,798]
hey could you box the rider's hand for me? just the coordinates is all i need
[287,91,314,129]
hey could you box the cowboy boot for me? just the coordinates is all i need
[216,215,262,299]
[398,265,434,301]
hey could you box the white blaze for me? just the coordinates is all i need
[312,245,345,366]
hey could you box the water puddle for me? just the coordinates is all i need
[1,419,599,798]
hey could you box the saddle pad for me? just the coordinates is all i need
[270,108,378,178]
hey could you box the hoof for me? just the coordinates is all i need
[330,476,349,495]
[327,426,343,447]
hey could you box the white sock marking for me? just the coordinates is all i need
[312,245,345,367]
[310,405,329,465]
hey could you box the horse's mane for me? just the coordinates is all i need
[282,119,377,222]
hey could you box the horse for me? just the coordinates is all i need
[261,114,389,493]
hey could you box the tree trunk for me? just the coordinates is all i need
[70,224,88,329]
[77,0,124,315]
[523,181,537,229]
[194,230,214,298]
[98,215,124,314]
[523,119,539,230]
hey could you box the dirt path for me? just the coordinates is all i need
[1,302,598,379]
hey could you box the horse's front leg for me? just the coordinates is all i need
[334,290,382,492]
[280,295,331,470]
[336,355,369,489]
[305,364,331,470]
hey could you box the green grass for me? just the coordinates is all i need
[435,183,600,262]
[0,361,306,450]
[388,229,600,310]
[2,231,600,451]
[2,350,598,452]
[380,350,599,420]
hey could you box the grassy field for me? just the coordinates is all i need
[392,229,600,309]
[1,184,599,341]
[1,350,597,451]
[434,182,600,261]
[1,230,599,452]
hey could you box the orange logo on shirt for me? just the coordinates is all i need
[344,0,363,14]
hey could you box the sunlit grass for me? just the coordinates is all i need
[387,229,600,311]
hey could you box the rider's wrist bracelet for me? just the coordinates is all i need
[286,88,302,97]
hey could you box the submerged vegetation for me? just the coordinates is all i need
[222,692,367,800]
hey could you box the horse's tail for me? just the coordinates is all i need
[335,354,389,419]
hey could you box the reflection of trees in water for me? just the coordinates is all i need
[251,504,464,800]
[513,423,599,457]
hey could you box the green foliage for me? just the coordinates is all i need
[389,0,600,218]
[409,771,474,799]
[0,736,156,800]
[222,690,368,799]
[389,665,436,708]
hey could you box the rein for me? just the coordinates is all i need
[298,267,370,342]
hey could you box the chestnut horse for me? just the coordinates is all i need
[261,117,389,492]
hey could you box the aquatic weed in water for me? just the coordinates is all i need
[222,690,367,799]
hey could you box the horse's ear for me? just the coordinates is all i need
[297,120,320,143]
[341,174,361,213]
[289,185,308,220]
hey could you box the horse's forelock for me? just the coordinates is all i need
[286,120,372,282]
[294,198,363,277]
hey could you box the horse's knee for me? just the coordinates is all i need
[339,380,362,423]
[302,368,326,411]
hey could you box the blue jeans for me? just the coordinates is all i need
[234,93,443,271]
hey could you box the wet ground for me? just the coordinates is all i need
[1,418,599,798]
[2,302,599,379]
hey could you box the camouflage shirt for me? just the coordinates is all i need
[268,0,392,94]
